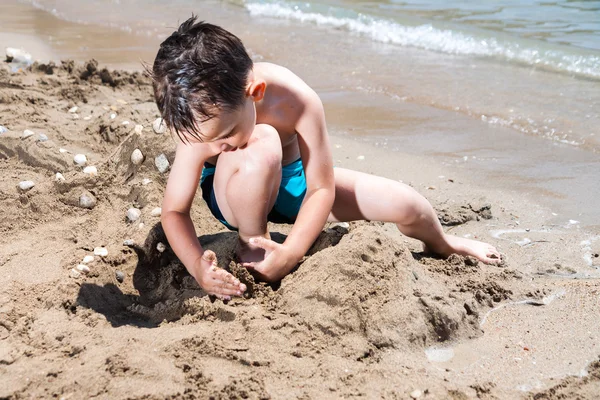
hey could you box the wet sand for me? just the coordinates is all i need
[1,3,600,399]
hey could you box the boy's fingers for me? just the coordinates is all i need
[242,262,256,269]
[248,237,278,251]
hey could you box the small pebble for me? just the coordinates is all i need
[72,114,80,120]
[115,271,125,283]
[0,125,7,134]
[150,207,162,217]
[153,117,166,134]
[117,99,128,105]
[79,191,97,209]
[59,148,69,153]
[69,269,81,279]
[410,390,422,399]
[122,121,130,125]
[156,242,166,253]
[73,154,87,166]
[126,207,141,222]
[55,172,65,182]
[83,115,92,121]
[138,222,145,229]
[38,134,48,142]
[18,180,35,192]
[82,255,94,264]
[76,264,90,274]
[68,106,78,113]
[357,155,365,160]
[94,247,108,257]
[83,166,98,176]
[134,124,143,134]
[155,154,170,173]
[123,239,135,246]
[110,113,116,120]
[141,178,152,185]
[22,129,34,139]
[130,149,144,165]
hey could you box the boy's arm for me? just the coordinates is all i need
[161,143,245,297]
[246,89,335,280]
[286,90,335,256]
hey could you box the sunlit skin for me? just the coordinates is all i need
[161,62,501,300]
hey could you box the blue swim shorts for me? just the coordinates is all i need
[200,158,307,231]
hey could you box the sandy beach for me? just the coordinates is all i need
[1,1,600,399]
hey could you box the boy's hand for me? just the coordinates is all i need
[194,250,246,301]
[241,237,300,282]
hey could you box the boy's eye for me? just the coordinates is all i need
[222,131,234,139]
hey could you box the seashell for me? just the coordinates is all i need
[76,264,90,274]
[0,125,7,134]
[357,155,365,161]
[141,178,152,185]
[152,118,166,134]
[154,154,170,173]
[130,149,144,165]
[79,191,96,209]
[115,271,125,283]
[156,242,166,253]
[18,180,35,191]
[38,134,48,142]
[83,116,91,121]
[94,247,108,257]
[59,148,69,153]
[73,154,87,166]
[55,173,65,182]
[134,124,143,134]
[22,129,34,139]
[122,121,130,125]
[122,239,134,246]
[150,207,162,217]
[110,113,116,120]
[126,208,141,222]
[68,106,78,113]
[6,48,32,64]
[69,269,81,279]
[82,255,94,264]
[83,166,98,176]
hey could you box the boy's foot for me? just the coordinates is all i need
[426,235,502,265]
[236,238,266,264]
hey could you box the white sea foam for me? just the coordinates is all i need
[245,1,600,79]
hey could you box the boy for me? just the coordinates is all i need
[152,17,501,301]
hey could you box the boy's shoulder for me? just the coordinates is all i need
[257,62,311,91]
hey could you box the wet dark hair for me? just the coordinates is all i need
[151,16,253,143]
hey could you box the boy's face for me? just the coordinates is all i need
[195,95,256,153]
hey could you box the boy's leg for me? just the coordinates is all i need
[329,168,501,264]
[212,124,282,262]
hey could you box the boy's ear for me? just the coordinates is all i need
[247,79,266,102]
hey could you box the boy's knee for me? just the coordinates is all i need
[248,124,282,171]
[395,185,428,226]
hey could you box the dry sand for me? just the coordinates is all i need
[0,61,599,399]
